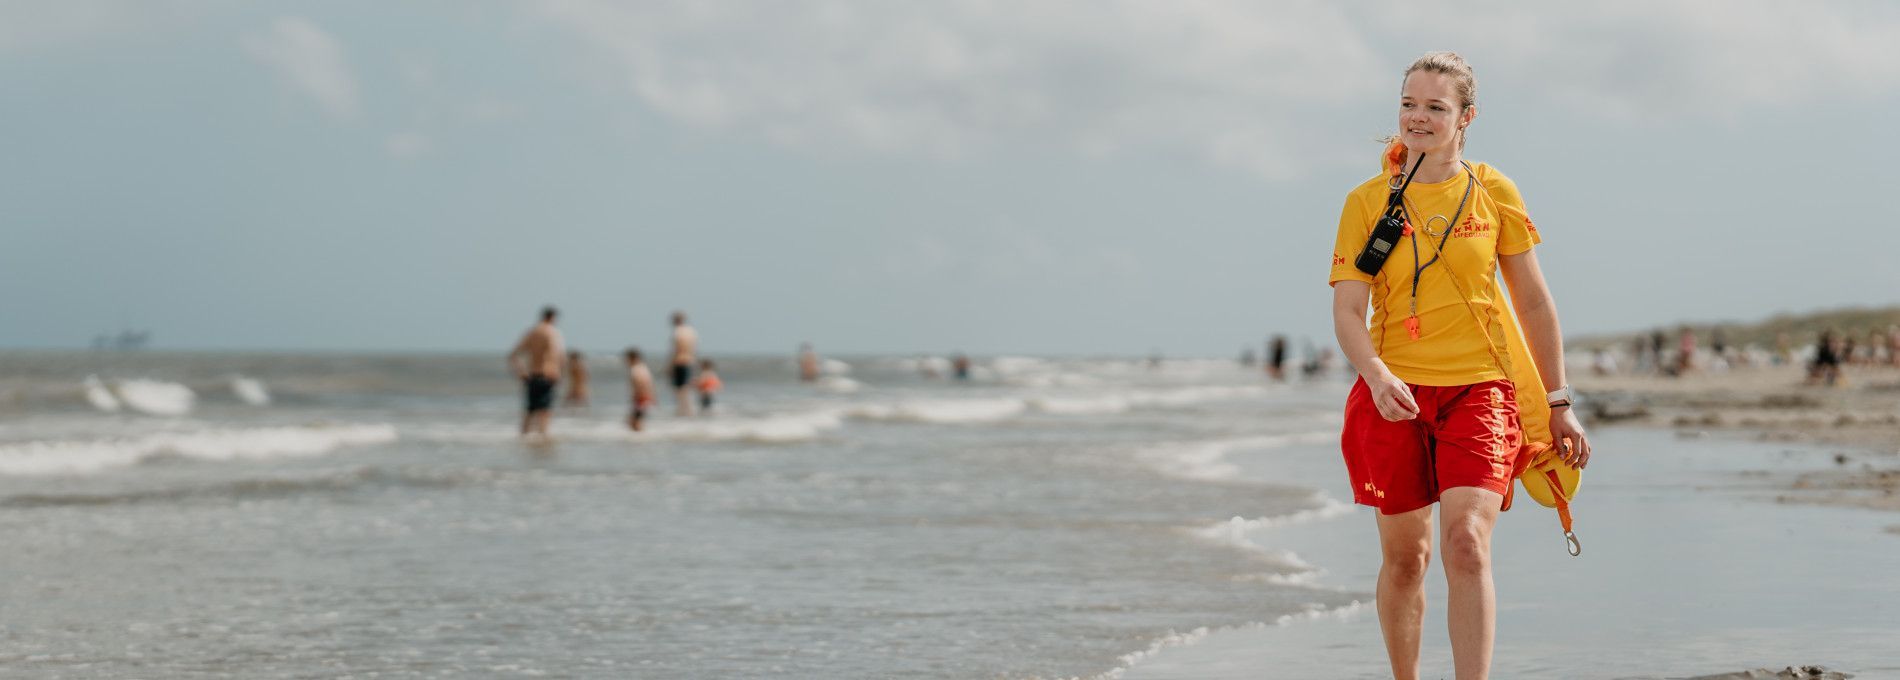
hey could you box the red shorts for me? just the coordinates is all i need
[1342,378,1522,515]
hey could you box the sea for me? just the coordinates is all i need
[2,351,1896,679]
[0,351,1358,679]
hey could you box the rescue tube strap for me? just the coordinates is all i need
[1544,468,1581,557]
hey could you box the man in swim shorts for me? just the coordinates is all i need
[507,306,565,437]
[669,311,699,416]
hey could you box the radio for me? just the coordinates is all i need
[1353,153,1426,276]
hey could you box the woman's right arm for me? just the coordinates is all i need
[1332,281,1419,421]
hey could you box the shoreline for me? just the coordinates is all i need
[1114,379,1898,679]
[1575,364,1900,524]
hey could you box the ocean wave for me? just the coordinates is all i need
[230,375,271,405]
[1029,385,1271,415]
[0,466,404,507]
[1184,494,1357,588]
[1091,602,1367,680]
[405,409,846,446]
[1028,394,1133,415]
[0,464,677,508]
[0,423,399,476]
[113,379,195,416]
[845,398,1027,424]
[1134,432,1336,481]
[82,375,120,413]
[1195,494,1358,538]
[843,385,1271,426]
[1002,372,1106,389]
[644,410,844,443]
[817,376,861,393]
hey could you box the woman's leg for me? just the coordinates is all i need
[1375,505,1434,680]
[1439,486,1503,680]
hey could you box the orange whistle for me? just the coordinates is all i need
[1404,316,1421,340]
[1401,221,1413,237]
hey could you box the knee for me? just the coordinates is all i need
[1442,526,1491,577]
[1380,543,1431,585]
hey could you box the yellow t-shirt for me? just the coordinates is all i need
[1329,162,1541,386]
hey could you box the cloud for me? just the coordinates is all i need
[1377,1,1900,121]
[0,0,202,52]
[531,0,1900,177]
[242,16,360,121]
[869,225,1145,290]
[385,131,430,159]
[532,0,1386,179]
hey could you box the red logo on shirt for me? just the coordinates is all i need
[1333,253,1346,266]
[1525,217,1537,233]
[1452,215,1493,239]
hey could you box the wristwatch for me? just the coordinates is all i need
[1546,385,1575,408]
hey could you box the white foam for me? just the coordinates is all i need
[1132,385,1269,407]
[846,398,1026,424]
[405,409,846,446]
[1029,385,1270,415]
[1196,495,1358,538]
[82,375,120,413]
[820,358,852,376]
[1101,627,1215,678]
[988,355,1050,375]
[1136,432,1335,481]
[0,423,399,476]
[816,376,861,393]
[1191,515,1330,573]
[230,376,271,405]
[1184,494,1357,588]
[1091,602,1367,680]
[113,379,195,416]
[1137,440,1244,480]
[1029,394,1132,415]
[645,410,845,444]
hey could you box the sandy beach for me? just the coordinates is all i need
[1115,363,1900,680]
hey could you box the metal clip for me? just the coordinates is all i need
[1564,531,1582,557]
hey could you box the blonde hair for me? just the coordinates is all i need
[1384,51,1478,150]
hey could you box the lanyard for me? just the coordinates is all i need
[1398,161,1475,340]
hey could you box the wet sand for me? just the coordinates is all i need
[1118,381,1900,679]
[1682,668,1855,680]
[1576,364,1900,526]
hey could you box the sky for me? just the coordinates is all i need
[4,1,1898,357]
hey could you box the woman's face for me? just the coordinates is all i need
[1398,71,1472,157]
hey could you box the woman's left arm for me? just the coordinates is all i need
[1499,249,1591,469]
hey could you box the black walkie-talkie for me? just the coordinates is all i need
[1353,153,1426,276]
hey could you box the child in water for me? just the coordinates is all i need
[625,348,655,431]
[695,358,723,413]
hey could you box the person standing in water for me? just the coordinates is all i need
[564,350,590,407]
[798,343,821,382]
[695,358,723,413]
[1268,335,1289,381]
[1329,52,1589,680]
[668,311,698,416]
[507,306,566,437]
[625,348,656,431]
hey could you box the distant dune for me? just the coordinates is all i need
[1574,304,1900,350]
